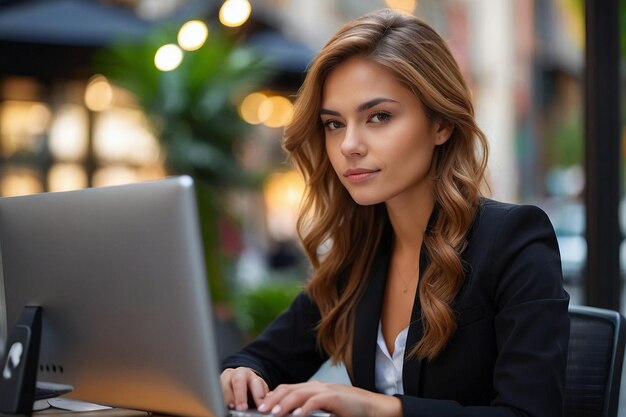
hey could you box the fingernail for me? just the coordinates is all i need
[236,403,248,411]
[271,405,282,415]
[258,404,268,412]
[293,408,303,416]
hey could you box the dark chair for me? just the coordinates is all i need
[565,305,626,417]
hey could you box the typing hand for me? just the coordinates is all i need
[255,380,402,417]
[221,367,269,411]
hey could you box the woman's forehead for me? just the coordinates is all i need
[320,58,417,110]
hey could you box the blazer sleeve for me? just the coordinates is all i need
[221,291,328,389]
[397,204,570,417]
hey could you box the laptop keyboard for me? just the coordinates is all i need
[228,410,334,417]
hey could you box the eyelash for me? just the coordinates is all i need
[321,111,392,131]
[368,111,391,124]
[323,120,343,131]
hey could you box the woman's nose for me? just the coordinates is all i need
[340,127,367,157]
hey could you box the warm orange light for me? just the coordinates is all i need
[25,103,52,134]
[263,170,305,240]
[48,163,88,192]
[85,75,113,111]
[239,93,293,128]
[239,92,268,125]
[92,166,139,188]
[0,101,52,157]
[385,0,416,14]
[1,169,43,197]
[262,96,293,128]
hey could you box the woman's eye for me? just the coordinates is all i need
[369,112,391,124]
[323,120,343,130]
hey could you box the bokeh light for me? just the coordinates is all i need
[0,101,52,157]
[92,166,140,188]
[264,170,305,241]
[239,92,268,125]
[239,92,293,128]
[84,74,113,112]
[385,0,416,14]
[25,103,52,135]
[154,44,184,71]
[0,168,43,197]
[178,20,209,51]
[48,163,88,192]
[93,109,161,165]
[219,0,252,28]
[261,96,293,128]
[49,104,89,161]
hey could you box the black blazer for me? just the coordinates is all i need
[222,199,570,417]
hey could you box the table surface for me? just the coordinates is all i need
[35,408,149,417]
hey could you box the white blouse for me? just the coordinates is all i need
[374,321,409,395]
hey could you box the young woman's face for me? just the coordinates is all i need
[322,57,450,207]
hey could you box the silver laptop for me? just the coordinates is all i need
[0,176,333,417]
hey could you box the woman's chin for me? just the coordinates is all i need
[348,193,384,206]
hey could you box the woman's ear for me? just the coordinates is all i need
[434,119,453,145]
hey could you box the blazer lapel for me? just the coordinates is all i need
[351,227,393,391]
[402,246,429,396]
[352,206,436,395]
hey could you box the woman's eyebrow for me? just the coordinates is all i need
[356,97,398,112]
[320,108,340,116]
[320,97,399,117]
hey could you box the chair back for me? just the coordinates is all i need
[565,305,626,417]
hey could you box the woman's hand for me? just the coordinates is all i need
[256,381,402,417]
[220,367,269,411]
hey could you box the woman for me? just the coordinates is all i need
[221,9,569,417]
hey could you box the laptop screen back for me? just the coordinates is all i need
[0,176,226,417]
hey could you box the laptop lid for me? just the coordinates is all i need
[0,176,225,417]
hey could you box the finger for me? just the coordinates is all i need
[220,369,236,409]
[249,377,269,407]
[297,393,341,417]
[271,392,308,417]
[269,384,324,417]
[257,384,290,413]
[231,369,253,411]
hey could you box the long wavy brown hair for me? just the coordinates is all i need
[283,9,489,368]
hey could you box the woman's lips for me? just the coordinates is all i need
[343,168,380,183]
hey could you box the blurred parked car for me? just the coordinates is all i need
[540,199,587,284]
[540,198,626,285]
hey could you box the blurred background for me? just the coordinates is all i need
[0,0,624,400]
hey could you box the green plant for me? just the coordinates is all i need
[233,278,303,339]
[96,23,272,303]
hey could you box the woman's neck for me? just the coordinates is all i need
[386,193,435,251]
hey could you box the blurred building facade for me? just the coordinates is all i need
[0,0,588,198]
[0,0,620,310]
